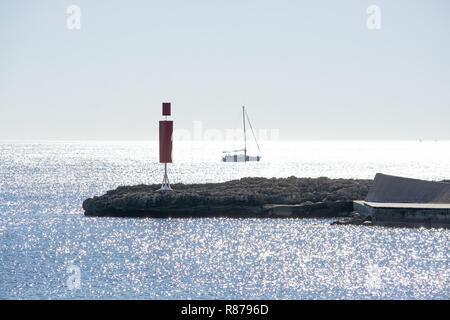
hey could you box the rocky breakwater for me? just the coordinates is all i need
[82,177,371,218]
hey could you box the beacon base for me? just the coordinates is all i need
[158,163,173,192]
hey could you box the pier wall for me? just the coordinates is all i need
[353,201,450,228]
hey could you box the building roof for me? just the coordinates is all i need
[365,173,450,204]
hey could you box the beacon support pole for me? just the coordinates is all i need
[242,105,247,162]
[158,102,173,191]
[160,163,171,191]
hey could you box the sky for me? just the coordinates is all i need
[0,0,449,140]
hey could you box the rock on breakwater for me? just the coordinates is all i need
[82,176,371,218]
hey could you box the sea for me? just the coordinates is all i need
[0,141,449,299]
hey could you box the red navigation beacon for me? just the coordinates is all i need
[162,102,171,116]
[158,102,173,191]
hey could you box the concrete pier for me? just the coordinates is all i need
[353,200,450,228]
[352,173,450,228]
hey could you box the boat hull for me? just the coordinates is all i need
[222,154,261,162]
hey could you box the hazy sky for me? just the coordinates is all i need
[1,0,449,140]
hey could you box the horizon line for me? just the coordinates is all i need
[0,139,448,143]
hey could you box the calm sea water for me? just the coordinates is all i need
[0,141,449,299]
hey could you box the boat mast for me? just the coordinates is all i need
[242,106,247,162]
[243,108,261,157]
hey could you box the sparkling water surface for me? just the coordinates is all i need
[0,141,449,299]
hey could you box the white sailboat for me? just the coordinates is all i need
[222,106,262,162]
